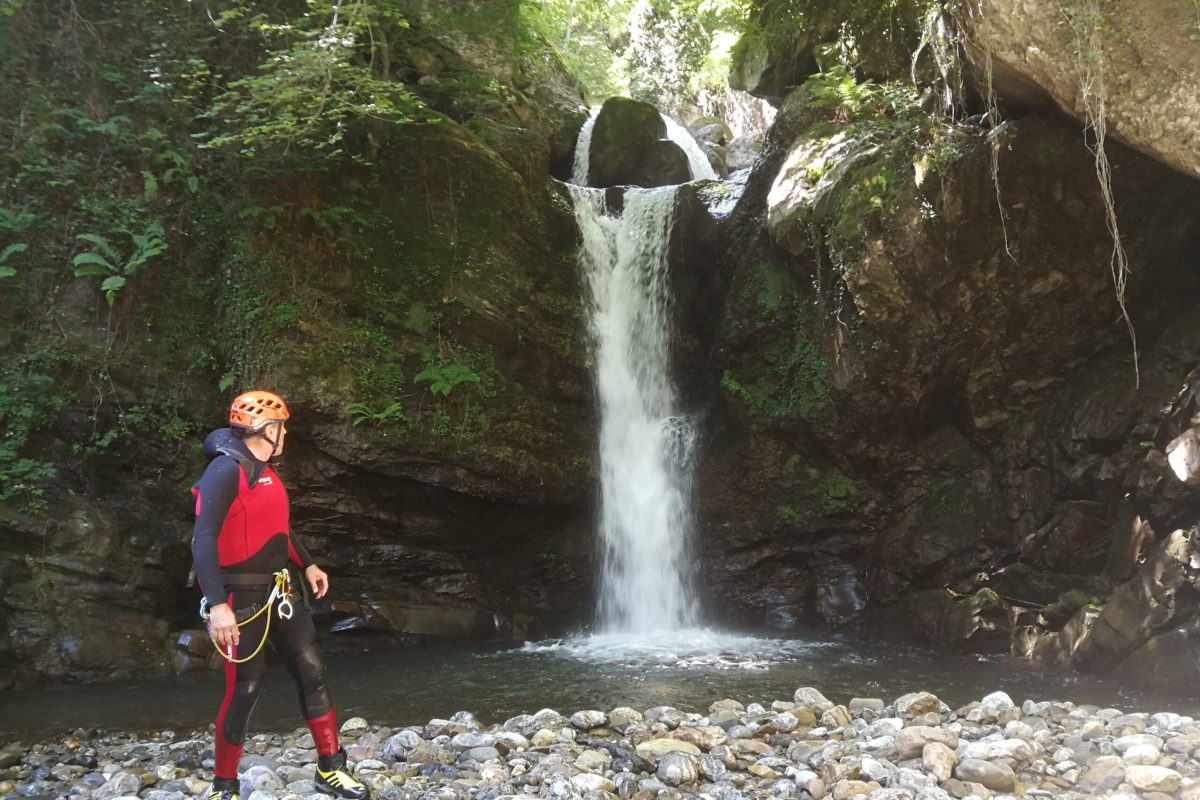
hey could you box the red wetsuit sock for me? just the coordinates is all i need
[308,708,340,757]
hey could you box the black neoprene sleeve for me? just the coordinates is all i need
[192,456,241,606]
[290,532,315,568]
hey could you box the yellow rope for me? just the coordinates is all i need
[210,570,291,664]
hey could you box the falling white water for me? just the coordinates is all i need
[661,113,718,181]
[570,184,699,633]
[571,112,599,186]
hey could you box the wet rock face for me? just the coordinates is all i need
[0,16,598,688]
[966,0,1200,179]
[584,97,692,188]
[695,38,1200,679]
[729,1,930,104]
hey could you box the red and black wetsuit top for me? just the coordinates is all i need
[191,428,313,606]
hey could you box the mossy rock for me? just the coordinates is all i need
[586,96,668,188]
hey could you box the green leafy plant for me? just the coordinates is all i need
[345,400,412,428]
[71,223,168,305]
[414,361,481,397]
[0,358,70,512]
[199,0,429,169]
[0,242,25,278]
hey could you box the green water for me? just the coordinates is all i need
[2,632,1195,740]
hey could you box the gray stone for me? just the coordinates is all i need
[710,699,745,714]
[698,754,726,782]
[895,727,958,760]
[449,732,495,752]
[458,747,500,764]
[492,732,529,753]
[1113,733,1164,753]
[672,725,727,750]
[607,708,644,732]
[382,730,423,760]
[850,699,886,715]
[575,750,611,772]
[340,717,369,735]
[953,759,1016,793]
[448,711,482,731]
[965,0,1200,178]
[977,693,1020,725]
[240,765,285,797]
[794,688,835,713]
[92,773,141,800]
[645,706,687,729]
[570,711,608,731]
[570,774,616,793]
[656,753,699,787]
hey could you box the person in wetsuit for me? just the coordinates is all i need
[192,390,368,800]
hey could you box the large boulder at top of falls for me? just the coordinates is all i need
[585,97,692,188]
[964,0,1200,178]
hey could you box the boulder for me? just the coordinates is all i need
[965,0,1200,178]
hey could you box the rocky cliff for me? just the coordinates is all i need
[0,0,596,689]
[699,0,1200,691]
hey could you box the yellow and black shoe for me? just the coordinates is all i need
[315,749,370,800]
[208,777,239,800]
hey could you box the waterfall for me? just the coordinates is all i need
[661,113,718,181]
[571,113,599,186]
[565,105,717,634]
[570,185,700,633]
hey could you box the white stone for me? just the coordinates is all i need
[339,717,369,734]
[1125,765,1182,792]
[795,688,836,713]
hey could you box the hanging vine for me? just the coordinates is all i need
[1060,0,1139,387]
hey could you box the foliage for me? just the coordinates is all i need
[734,0,944,83]
[793,67,969,261]
[0,353,71,512]
[625,0,751,108]
[721,260,832,421]
[0,242,24,278]
[521,0,750,107]
[817,470,857,513]
[198,0,430,170]
[345,400,412,428]
[414,360,481,397]
[773,467,858,524]
[522,0,636,99]
[71,224,167,305]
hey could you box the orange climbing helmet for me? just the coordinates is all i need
[229,390,290,432]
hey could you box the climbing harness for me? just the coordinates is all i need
[200,568,295,664]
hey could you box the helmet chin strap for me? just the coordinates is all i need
[261,421,284,457]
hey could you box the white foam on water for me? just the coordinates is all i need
[520,630,837,671]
